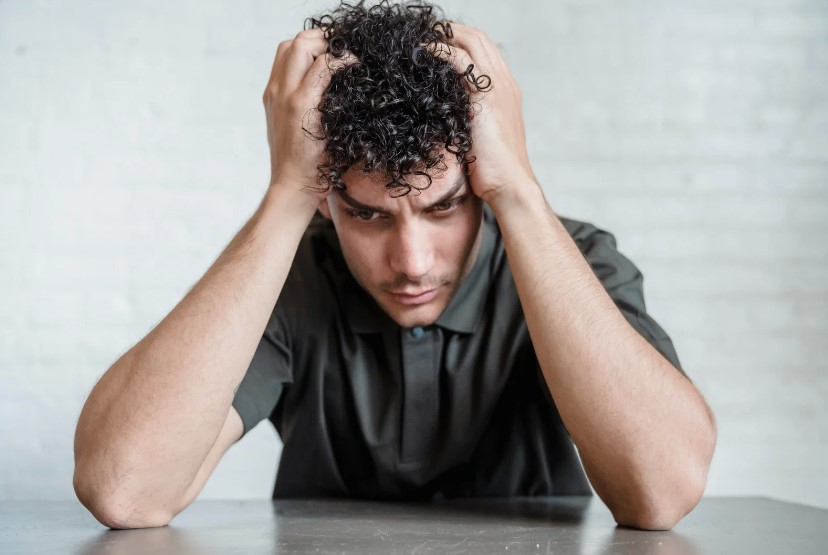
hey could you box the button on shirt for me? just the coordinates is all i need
[231,206,687,500]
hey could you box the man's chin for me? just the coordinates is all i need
[382,301,443,329]
[389,309,440,329]
[368,285,455,328]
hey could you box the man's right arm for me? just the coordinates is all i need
[72,185,318,529]
[72,28,356,529]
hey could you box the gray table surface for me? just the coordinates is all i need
[1,496,826,554]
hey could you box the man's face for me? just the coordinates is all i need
[318,155,484,328]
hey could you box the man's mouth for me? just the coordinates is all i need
[387,288,439,305]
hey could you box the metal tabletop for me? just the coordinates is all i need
[1,496,826,554]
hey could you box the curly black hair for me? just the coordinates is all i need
[305,0,491,197]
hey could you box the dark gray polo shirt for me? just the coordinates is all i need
[231,206,686,500]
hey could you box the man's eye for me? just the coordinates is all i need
[430,197,464,214]
[347,209,379,221]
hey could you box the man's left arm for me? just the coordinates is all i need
[492,185,717,531]
[440,23,717,531]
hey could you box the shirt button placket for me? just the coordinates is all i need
[400,326,437,464]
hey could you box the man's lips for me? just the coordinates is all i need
[387,287,439,305]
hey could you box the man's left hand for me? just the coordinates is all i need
[431,23,539,206]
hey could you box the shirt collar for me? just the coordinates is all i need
[324,206,498,335]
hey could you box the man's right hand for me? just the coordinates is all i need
[263,28,356,198]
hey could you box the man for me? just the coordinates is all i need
[73,1,716,531]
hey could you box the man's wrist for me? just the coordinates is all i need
[260,181,324,228]
[485,178,548,222]
[264,180,324,212]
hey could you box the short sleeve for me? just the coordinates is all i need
[231,306,294,438]
[561,217,688,380]
[230,215,340,439]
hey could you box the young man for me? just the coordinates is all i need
[73,1,716,531]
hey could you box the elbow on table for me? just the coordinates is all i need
[613,426,715,530]
[94,501,173,530]
[73,469,174,529]
[613,504,684,531]
[612,479,706,531]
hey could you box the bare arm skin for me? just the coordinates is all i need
[72,29,354,529]
[490,187,716,530]
[438,24,717,530]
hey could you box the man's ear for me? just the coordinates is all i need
[318,194,333,220]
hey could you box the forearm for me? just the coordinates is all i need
[73,184,317,521]
[489,184,716,529]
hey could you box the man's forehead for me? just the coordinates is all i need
[336,170,468,210]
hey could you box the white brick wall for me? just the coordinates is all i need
[1,0,826,509]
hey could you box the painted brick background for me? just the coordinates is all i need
[1,0,826,508]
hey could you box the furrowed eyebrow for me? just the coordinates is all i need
[425,174,468,210]
[337,188,387,214]
[337,173,468,213]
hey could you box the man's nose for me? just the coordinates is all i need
[388,222,435,280]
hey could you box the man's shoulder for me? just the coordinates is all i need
[273,213,343,323]
[486,207,616,260]
[556,214,616,249]
[289,212,344,276]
